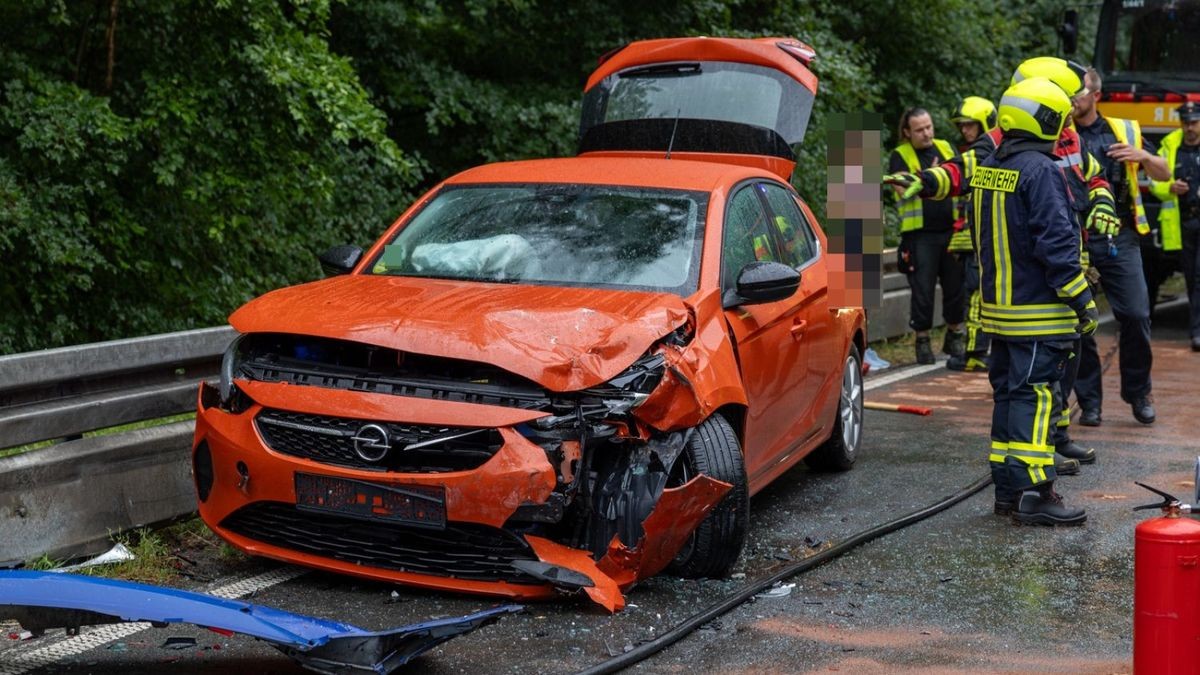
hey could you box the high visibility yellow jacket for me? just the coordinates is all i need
[893,139,956,233]
[1103,116,1151,235]
[1149,128,1187,252]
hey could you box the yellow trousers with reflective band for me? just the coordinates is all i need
[987,339,1072,490]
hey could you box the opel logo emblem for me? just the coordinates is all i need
[351,424,391,462]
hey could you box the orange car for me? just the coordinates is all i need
[192,37,866,612]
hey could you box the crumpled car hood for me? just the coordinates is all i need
[230,274,691,391]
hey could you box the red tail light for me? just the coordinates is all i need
[1105,92,1135,102]
[1165,93,1185,102]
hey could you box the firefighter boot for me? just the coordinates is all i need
[1054,453,1080,476]
[991,462,1015,516]
[947,351,988,372]
[1012,483,1087,526]
[942,329,966,358]
[915,336,935,365]
[1055,439,1096,465]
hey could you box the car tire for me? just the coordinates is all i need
[667,414,749,579]
[805,343,863,472]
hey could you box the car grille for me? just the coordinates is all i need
[255,409,502,473]
[221,502,541,584]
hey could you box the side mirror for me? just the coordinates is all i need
[318,245,363,276]
[1059,9,1078,55]
[724,261,800,308]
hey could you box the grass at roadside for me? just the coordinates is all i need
[28,516,249,585]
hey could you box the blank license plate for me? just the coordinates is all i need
[294,473,446,529]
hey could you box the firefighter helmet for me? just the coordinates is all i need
[951,96,997,131]
[1010,56,1088,98]
[997,77,1072,141]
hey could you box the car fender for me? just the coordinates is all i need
[634,288,747,431]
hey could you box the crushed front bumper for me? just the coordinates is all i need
[194,380,729,612]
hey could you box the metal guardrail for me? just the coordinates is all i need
[0,256,922,563]
[0,327,235,561]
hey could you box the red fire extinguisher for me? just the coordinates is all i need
[1135,479,1200,675]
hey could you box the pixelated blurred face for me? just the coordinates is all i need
[1184,118,1200,146]
[956,121,983,144]
[905,113,935,149]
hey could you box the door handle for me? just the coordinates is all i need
[790,319,808,340]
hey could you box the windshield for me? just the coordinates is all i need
[1104,0,1200,77]
[580,61,815,146]
[366,184,707,295]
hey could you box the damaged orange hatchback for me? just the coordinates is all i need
[193,37,866,612]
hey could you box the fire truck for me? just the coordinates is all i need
[1063,0,1200,305]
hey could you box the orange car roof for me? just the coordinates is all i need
[444,156,777,192]
[585,36,818,94]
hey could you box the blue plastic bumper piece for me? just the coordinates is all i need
[0,570,522,674]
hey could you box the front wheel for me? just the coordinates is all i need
[666,415,749,579]
[805,343,863,472]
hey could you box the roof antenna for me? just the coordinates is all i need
[665,109,681,159]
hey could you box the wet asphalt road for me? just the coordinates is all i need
[8,300,1198,674]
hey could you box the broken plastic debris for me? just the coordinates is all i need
[50,543,136,573]
[8,630,33,641]
[756,582,795,599]
[162,636,198,650]
[0,570,522,674]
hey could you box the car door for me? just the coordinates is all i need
[759,183,837,452]
[720,182,810,483]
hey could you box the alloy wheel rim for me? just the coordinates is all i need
[840,355,863,452]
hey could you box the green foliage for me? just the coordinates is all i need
[1,0,1065,353]
[0,0,419,353]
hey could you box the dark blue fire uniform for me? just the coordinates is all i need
[973,138,1093,491]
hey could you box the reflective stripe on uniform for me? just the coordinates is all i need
[989,440,1008,464]
[981,302,1076,318]
[1057,272,1088,299]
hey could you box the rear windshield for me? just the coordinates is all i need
[366,184,707,295]
[580,61,815,146]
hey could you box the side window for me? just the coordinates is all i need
[722,185,778,291]
[762,184,818,268]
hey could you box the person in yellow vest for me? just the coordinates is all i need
[888,107,966,365]
[1150,101,1200,351]
[1071,67,1172,426]
[946,96,996,372]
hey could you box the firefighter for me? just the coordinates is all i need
[946,96,997,372]
[885,57,1114,483]
[1071,67,1172,426]
[1149,101,1200,351]
[975,76,1096,525]
[887,108,966,365]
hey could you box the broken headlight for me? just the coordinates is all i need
[533,352,666,430]
[216,334,250,413]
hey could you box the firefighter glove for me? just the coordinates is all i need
[1086,202,1120,237]
[884,172,923,200]
[1075,300,1099,336]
